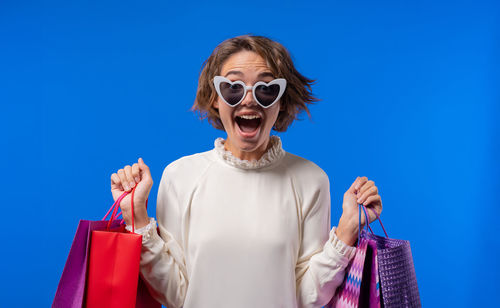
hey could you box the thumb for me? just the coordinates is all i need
[347,176,360,194]
[138,157,152,180]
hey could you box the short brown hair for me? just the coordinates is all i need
[191,35,319,132]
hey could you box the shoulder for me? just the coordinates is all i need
[160,149,216,187]
[281,151,330,189]
[281,152,331,213]
[164,149,214,174]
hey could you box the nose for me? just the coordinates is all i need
[240,88,257,107]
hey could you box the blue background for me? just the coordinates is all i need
[1,0,498,307]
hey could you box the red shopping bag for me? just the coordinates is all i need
[85,186,153,308]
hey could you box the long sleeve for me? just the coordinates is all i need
[137,166,189,308]
[295,171,356,308]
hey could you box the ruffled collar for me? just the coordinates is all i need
[214,135,285,170]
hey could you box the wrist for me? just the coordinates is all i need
[134,217,150,229]
[133,208,149,229]
[126,202,149,229]
[125,217,154,234]
[336,215,359,246]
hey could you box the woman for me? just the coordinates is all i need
[110,35,383,308]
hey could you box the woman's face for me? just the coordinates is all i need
[213,50,282,161]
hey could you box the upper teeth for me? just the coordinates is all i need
[238,114,261,119]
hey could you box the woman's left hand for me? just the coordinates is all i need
[335,176,383,246]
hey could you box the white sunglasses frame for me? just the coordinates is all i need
[213,76,287,109]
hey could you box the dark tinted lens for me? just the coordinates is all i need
[220,82,244,106]
[255,84,280,106]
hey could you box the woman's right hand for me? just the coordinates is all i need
[110,157,153,229]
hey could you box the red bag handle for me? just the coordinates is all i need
[102,187,148,233]
[102,191,128,221]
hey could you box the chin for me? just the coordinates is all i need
[230,131,269,152]
[235,138,262,151]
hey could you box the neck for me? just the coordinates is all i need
[224,137,273,161]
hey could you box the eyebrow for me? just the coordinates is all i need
[224,70,275,79]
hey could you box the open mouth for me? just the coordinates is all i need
[234,114,262,134]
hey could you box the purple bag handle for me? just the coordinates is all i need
[365,206,388,238]
[357,203,389,244]
[357,204,368,244]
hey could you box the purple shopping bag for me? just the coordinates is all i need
[362,209,421,308]
[52,219,122,308]
[327,206,381,308]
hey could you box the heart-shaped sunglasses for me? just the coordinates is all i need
[213,76,287,108]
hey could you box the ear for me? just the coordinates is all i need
[279,102,284,111]
[212,98,219,109]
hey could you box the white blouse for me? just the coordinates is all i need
[130,135,356,308]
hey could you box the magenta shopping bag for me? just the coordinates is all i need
[327,206,381,308]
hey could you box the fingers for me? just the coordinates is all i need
[123,165,136,189]
[358,180,375,196]
[364,203,382,223]
[132,163,140,183]
[117,169,131,191]
[350,177,381,207]
[355,176,368,191]
[362,194,381,209]
[345,176,383,227]
[357,184,378,205]
[111,158,150,193]
[347,176,368,194]
[111,173,123,190]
